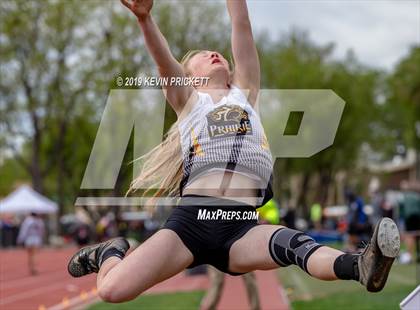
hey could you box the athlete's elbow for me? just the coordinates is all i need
[98,283,132,303]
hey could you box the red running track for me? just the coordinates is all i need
[0,247,289,310]
[1,248,98,310]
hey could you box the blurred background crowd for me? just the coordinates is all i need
[0,0,419,279]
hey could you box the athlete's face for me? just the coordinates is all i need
[187,51,230,80]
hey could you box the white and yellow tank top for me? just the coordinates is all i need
[178,85,274,206]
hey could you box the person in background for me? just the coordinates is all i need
[74,223,91,247]
[399,181,420,264]
[346,192,372,251]
[282,207,296,229]
[380,198,394,219]
[310,202,323,230]
[1,215,19,247]
[370,191,385,226]
[200,265,260,310]
[199,199,281,310]
[258,198,280,225]
[17,212,45,275]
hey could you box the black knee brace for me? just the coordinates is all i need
[268,227,323,274]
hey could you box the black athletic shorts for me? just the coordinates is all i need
[162,194,259,276]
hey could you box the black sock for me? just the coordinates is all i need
[99,248,125,267]
[333,254,359,281]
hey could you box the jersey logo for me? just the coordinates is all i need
[207,104,253,139]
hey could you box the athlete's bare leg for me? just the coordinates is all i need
[27,247,37,275]
[96,229,193,302]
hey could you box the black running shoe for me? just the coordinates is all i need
[358,217,400,292]
[68,237,129,278]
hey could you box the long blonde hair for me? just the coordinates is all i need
[127,50,203,203]
[128,50,235,205]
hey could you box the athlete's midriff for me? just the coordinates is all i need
[182,170,260,206]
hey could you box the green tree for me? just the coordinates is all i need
[0,0,229,215]
[258,30,380,212]
[384,46,420,177]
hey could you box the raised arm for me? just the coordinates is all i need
[121,0,194,115]
[226,0,260,105]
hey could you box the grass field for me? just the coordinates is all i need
[89,291,205,310]
[88,263,418,310]
[278,263,419,309]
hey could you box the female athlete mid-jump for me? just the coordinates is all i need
[68,0,400,303]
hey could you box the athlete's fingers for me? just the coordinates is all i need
[120,0,132,10]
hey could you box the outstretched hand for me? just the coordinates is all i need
[121,0,153,20]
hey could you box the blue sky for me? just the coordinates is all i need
[246,0,420,70]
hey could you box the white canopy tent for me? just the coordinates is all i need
[0,185,58,214]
